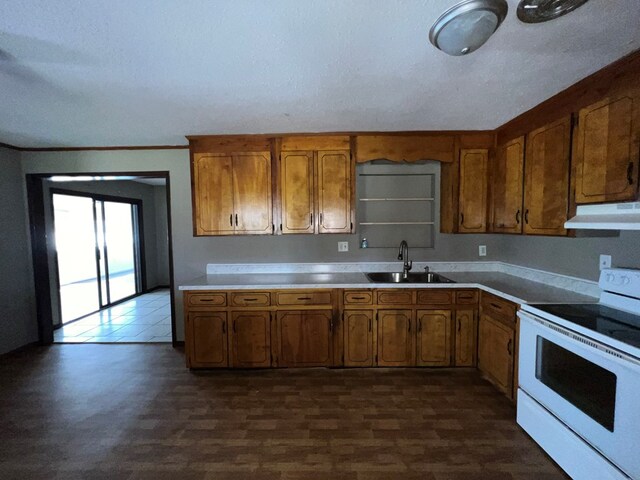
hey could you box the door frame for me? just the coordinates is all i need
[49,187,145,323]
[26,171,178,346]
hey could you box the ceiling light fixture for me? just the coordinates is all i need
[517,0,591,23]
[429,0,508,56]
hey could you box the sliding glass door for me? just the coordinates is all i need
[53,191,142,324]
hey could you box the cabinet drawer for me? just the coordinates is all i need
[276,291,332,306]
[187,292,227,307]
[481,292,517,325]
[344,290,373,305]
[416,289,453,305]
[230,292,270,307]
[455,290,478,305]
[376,290,414,305]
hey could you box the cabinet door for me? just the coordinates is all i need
[478,314,514,398]
[458,149,488,233]
[186,312,228,367]
[280,151,315,234]
[574,91,640,204]
[276,310,333,367]
[491,137,524,233]
[229,311,271,367]
[192,153,235,235]
[377,309,414,366]
[454,309,477,367]
[232,152,273,234]
[317,150,352,233]
[524,117,571,236]
[343,310,374,367]
[416,310,451,367]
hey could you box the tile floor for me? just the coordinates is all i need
[53,289,172,343]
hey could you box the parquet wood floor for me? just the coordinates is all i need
[0,344,568,480]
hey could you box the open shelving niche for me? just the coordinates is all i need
[356,161,438,248]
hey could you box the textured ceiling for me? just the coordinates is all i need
[0,0,639,148]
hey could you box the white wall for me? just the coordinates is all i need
[0,147,37,354]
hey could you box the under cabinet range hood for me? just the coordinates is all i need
[565,202,640,230]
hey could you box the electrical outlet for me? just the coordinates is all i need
[338,241,349,252]
[599,254,612,270]
[479,245,487,257]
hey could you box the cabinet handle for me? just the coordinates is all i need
[515,209,521,224]
[297,297,312,301]
[368,318,372,332]
[319,212,323,225]
[352,296,367,300]
[243,298,258,302]
[524,209,529,224]
[417,318,422,332]
[507,339,513,356]
[460,212,464,225]
[458,319,461,332]
[199,299,215,302]
[408,319,411,332]
[229,214,233,226]
[490,302,503,310]
[222,321,226,334]
[272,224,275,234]
[235,214,238,226]
[628,162,635,185]
[233,320,237,333]
[310,212,313,224]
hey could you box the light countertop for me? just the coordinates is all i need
[179,270,597,305]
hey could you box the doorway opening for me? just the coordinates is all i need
[52,190,143,324]
[26,172,177,346]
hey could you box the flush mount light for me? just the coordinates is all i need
[517,0,591,23]
[429,0,508,56]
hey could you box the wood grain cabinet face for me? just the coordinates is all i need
[317,150,352,233]
[280,151,315,233]
[573,92,640,204]
[523,117,571,236]
[478,313,515,398]
[416,310,451,367]
[186,312,228,368]
[343,310,374,367]
[230,311,271,367]
[192,151,272,236]
[458,149,489,233]
[376,310,414,367]
[454,309,477,367]
[491,137,525,233]
[276,310,333,367]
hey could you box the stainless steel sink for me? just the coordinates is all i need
[365,272,455,284]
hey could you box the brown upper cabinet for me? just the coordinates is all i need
[279,136,353,234]
[491,137,525,234]
[192,151,273,235]
[523,116,572,236]
[573,90,640,204]
[458,149,488,233]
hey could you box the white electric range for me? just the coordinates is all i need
[517,268,640,480]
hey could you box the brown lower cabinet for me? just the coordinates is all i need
[477,292,517,399]
[343,310,374,367]
[183,287,517,400]
[185,311,228,368]
[275,310,333,367]
[377,309,414,366]
[229,311,271,367]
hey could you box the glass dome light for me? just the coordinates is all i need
[429,0,508,56]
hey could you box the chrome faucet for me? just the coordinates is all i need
[397,240,412,278]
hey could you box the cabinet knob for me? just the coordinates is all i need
[628,162,635,186]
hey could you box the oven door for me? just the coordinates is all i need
[519,311,640,479]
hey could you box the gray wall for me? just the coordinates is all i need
[41,179,170,326]
[0,147,37,354]
[17,148,640,343]
[154,185,170,285]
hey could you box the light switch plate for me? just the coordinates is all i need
[479,245,487,257]
[338,241,349,252]
[599,254,611,270]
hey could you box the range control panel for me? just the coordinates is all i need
[599,268,640,299]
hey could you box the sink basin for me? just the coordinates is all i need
[365,272,455,284]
